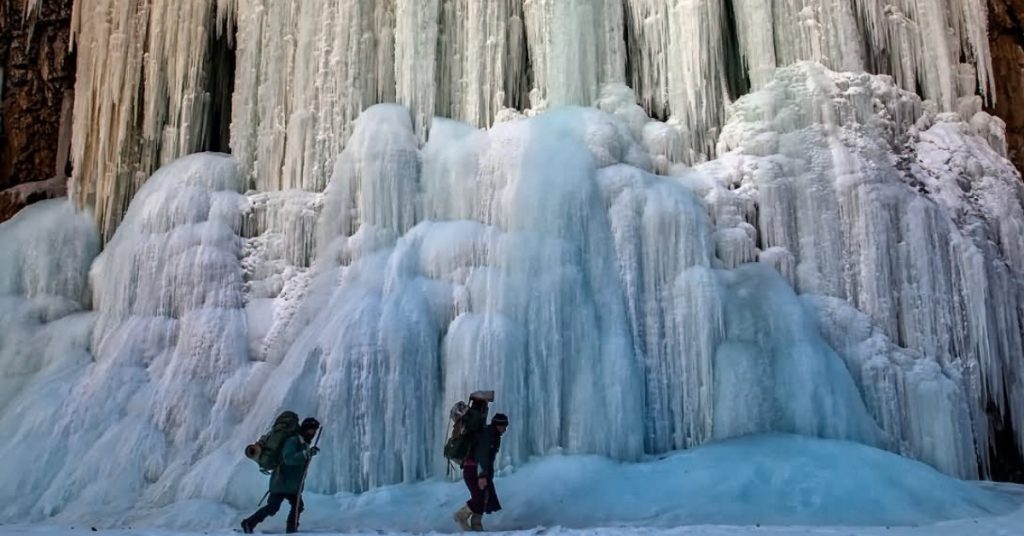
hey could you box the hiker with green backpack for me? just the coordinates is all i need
[241,413,321,534]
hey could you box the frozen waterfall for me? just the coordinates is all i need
[2,60,1023,523]
[69,0,995,238]
[0,0,1022,528]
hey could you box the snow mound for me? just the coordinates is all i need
[138,434,1017,532]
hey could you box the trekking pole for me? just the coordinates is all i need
[256,490,270,508]
[443,423,454,478]
[294,427,323,528]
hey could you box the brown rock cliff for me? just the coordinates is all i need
[0,0,74,222]
[988,0,1024,174]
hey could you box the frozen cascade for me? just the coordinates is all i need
[808,294,978,478]
[227,100,886,494]
[68,0,236,239]
[713,265,882,445]
[696,62,1024,477]
[0,155,250,520]
[0,200,99,414]
[2,59,1024,522]
[69,0,995,240]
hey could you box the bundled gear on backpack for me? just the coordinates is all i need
[245,411,301,474]
[241,415,323,535]
[443,391,492,464]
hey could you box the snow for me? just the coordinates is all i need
[4,435,1023,532]
[295,433,1015,531]
[0,199,98,414]
[0,177,68,207]
[8,518,1024,536]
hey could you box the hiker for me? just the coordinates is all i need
[454,413,509,532]
[241,417,321,534]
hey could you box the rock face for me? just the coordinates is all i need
[0,0,74,222]
[988,0,1024,174]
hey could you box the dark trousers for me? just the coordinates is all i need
[247,492,304,532]
[462,460,501,515]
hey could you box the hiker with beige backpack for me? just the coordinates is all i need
[445,391,510,532]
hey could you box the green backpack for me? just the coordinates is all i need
[245,411,301,474]
[443,401,487,463]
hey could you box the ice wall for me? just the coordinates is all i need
[695,63,1024,476]
[14,64,1014,521]
[0,200,98,415]
[68,0,995,240]
[0,155,250,520]
[2,59,1024,524]
[68,0,236,239]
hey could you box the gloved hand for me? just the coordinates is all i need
[310,446,320,457]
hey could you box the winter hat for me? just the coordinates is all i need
[492,413,509,426]
[301,417,321,431]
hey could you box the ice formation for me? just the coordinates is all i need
[695,64,1024,476]
[2,0,1024,527]
[69,0,994,239]
[0,200,98,415]
[0,156,246,520]
[3,58,1024,524]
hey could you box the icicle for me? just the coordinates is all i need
[435,0,530,127]
[701,62,1024,478]
[523,0,626,109]
[69,0,229,240]
[231,0,399,193]
[731,0,778,88]
[0,200,98,305]
[395,0,440,136]
[55,91,75,179]
[70,0,998,240]
[600,164,721,450]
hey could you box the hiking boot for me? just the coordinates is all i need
[452,505,472,531]
[239,518,255,534]
[470,513,483,532]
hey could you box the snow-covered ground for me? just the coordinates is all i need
[3,499,1024,535]
[3,435,1021,535]
[3,517,1024,536]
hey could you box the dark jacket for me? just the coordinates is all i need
[471,424,502,478]
[269,435,311,494]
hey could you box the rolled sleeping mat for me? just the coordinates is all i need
[245,443,262,460]
[469,390,494,402]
